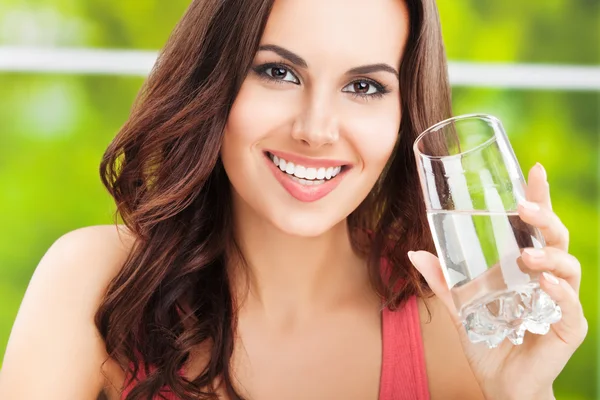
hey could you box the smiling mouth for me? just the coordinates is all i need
[265,151,349,186]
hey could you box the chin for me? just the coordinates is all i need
[269,208,345,238]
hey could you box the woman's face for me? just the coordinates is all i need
[221,0,410,237]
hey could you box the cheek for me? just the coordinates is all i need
[225,78,297,148]
[346,105,401,172]
[224,84,261,148]
[221,79,299,208]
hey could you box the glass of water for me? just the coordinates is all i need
[413,114,562,348]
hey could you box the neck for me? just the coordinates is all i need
[228,199,373,322]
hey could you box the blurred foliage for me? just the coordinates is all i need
[0,1,598,399]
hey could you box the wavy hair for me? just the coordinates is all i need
[95,0,452,398]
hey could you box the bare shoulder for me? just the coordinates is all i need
[53,224,136,268]
[0,225,136,399]
[418,295,485,400]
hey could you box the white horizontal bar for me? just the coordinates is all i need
[449,61,600,91]
[1,46,599,91]
[0,47,156,76]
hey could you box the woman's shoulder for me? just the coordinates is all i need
[0,225,135,399]
[55,224,136,265]
[41,224,136,301]
[417,295,485,399]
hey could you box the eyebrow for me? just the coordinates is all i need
[258,44,308,68]
[346,64,399,80]
[257,44,399,80]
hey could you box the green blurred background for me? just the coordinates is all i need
[0,1,598,398]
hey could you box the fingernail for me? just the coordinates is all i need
[519,200,540,211]
[542,272,559,285]
[407,251,416,266]
[536,162,547,181]
[524,248,545,259]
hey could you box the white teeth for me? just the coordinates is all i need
[316,168,326,180]
[285,161,295,174]
[269,152,344,181]
[293,165,306,179]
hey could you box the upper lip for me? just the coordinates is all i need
[266,149,351,169]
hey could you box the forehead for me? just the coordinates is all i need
[260,0,410,67]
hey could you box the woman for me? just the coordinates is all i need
[0,0,587,399]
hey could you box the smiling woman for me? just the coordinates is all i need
[0,1,454,399]
[0,0,587,399]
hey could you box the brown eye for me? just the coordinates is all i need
[342,79,384,97]
[261,65,300,84]
[270,67,288,79]
[353,81,371,93]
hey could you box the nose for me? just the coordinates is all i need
[291,94,339,148]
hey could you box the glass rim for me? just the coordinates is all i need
[413,113,502,161]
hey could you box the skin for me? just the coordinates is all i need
[0,0,586,399]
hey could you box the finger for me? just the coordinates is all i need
[526,162,552,211]
[521,247,581,292]
[539,272,588,348]
[518,200,569,251]
[408,251,459,324]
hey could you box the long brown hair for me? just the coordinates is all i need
[96,0,452,398]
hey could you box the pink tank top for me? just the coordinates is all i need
[121,295,429,399]
[379,295,430,399]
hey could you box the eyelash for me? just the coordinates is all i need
[251,62,390,100]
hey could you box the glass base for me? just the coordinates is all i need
[460,283,562,348]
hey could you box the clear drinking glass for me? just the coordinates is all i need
[413,114,562,348]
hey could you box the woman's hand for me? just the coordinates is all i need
[408,163,588,400]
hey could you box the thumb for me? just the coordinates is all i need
[408,251,459,321]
